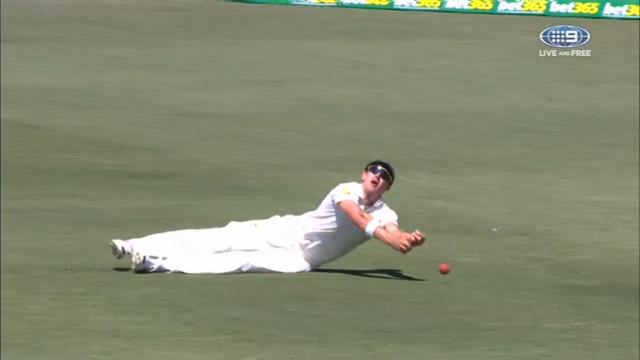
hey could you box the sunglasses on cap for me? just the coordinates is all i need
[366,164,394,184]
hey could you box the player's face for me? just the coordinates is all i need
[361,168,391,196]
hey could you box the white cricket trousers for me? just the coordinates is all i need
[126,215,312,274]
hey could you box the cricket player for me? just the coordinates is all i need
[110,160,426,274]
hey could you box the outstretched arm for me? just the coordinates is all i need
[338,200,426,254]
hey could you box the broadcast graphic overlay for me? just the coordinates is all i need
[538,25,593,57]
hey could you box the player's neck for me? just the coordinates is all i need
[363,193,381,207]
[360,183,382,207]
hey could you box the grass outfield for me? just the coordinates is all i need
[1,0,638,359]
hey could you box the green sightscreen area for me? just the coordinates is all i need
[1,1,638,359]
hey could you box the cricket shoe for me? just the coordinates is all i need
[132,252,169,273]
[110,239,132,259]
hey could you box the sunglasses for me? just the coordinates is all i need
[366,165,393,184]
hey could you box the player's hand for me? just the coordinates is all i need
[391,233,414,254]
[398,233,414,254]
[408,230,425,246]
[379,224,423,254]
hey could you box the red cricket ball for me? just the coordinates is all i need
[439,263,451,275]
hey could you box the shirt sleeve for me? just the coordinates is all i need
[332,182,360,204]
[374,206,399,226]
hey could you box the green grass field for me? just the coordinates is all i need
[1,0,638,359]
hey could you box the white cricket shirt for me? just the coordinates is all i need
[298,181,398,267]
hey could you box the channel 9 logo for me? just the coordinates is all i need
[539,25,591,48]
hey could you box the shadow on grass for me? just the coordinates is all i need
[313,268,425,281]
[112,267,425,281]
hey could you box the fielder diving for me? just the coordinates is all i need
[110,160,426,274]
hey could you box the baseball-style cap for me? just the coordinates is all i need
[364,160,395,186]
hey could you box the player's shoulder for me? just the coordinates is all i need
[381,204,398,218]
[330,181,362,201]
[332,181,361,193]
[375,202,399,222]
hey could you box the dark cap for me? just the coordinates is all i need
[364,160,396,185]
